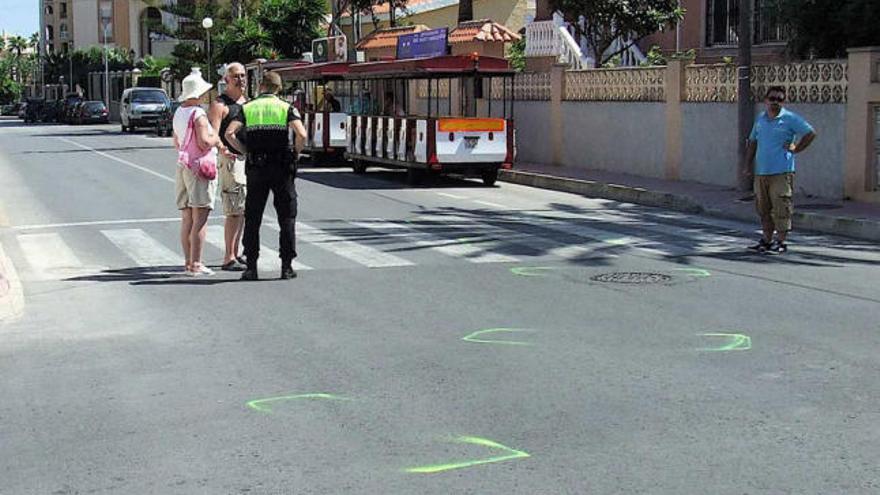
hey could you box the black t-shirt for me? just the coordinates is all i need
[217,93,244,154]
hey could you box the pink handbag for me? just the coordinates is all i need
[177,109,217,180]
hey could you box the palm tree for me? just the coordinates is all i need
[8,36,28,59]
[457,0,473,23]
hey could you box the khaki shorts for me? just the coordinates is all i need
[219,154,247,216]
[175,165,217,210]
[755,173,794,232]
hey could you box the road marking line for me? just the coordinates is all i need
[436,192,467,200]
[57,137,176,183]
[205,225,312,271]
[420,214,601,261]
[101,228,181,267]
[0,241,25,322]
[13,216,222,231]
[292,222,415,268]
[472,200,507,209]
[17,232,85,280]
[352,219,518,264]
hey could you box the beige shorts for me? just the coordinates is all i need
[755,173,794,232]
[219,154,247,216]
[176,165,217,210]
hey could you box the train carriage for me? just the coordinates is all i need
[343,54,515,186]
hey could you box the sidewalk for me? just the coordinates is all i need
[501,163,880,242]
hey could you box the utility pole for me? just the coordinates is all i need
[737,0,754,192]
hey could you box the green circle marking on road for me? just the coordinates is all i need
[510,266,556,278]
[698,333,752,351]
[404,436,530,474]
[246,393,351,413]
[461,328,537,346]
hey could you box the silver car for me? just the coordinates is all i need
[119,88,171,133]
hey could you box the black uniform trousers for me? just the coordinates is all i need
[243,152,298,269]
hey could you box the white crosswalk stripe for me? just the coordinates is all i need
[204,225,312,272]
[351,219,519,263]
[101,228,182,267]
[17,232,85,280]
[289,222,415,268]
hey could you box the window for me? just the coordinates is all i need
[45,5,53,16]
[59,2,67,19]
[45,25,54,41]
[59,23,68,41]
[706,0,786,46]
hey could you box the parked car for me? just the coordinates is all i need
[155,101,180,137]
[76,101,110,124]
[1,104,19,116]
[59,94,83,124]
[41,100,61,122]
[120,87,171,132]
[23,99,45,123]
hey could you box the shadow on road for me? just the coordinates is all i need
[65,266,238,286]
[297,169,488,190]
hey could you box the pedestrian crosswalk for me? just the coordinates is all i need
[7,212,757,281]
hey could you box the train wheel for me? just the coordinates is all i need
[406,168,425,186]
[481,168,499,187]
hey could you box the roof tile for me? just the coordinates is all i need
[449,19,521,44]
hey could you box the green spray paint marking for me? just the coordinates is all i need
[462,328,536,346]
[405,436,530,474]
[510,266,556,278]
[246,393,351,413]
[698,333,752,351]
[674,268,712,278]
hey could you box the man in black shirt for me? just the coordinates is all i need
[209,62,248,270]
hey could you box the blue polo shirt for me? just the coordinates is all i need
[749,108,815,176]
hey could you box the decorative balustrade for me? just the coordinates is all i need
[416,79,450,99]
[686,60,848,103]
[524,20,558,58]
[564,67,665,101]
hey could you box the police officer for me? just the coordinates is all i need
[225,71,307,281]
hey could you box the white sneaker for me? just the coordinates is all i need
[186,264,215,277]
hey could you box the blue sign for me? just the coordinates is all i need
[396,28,448,60]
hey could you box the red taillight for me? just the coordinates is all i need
[428,153,440,170]
[501,163,512,170]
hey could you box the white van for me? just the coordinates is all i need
[119,87,171,132]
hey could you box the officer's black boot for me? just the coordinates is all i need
[241,261,259,281]
[280,260,296,280]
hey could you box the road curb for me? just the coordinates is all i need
[0,241,24,323]
[500,169,880,242]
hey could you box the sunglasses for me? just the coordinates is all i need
[766,96,785,103]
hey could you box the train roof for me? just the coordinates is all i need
[345,55,513,79]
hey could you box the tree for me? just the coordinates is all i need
[549,0,683,67]
[777,0,880,59]
[256,0,326,59]
[215,16,274,64]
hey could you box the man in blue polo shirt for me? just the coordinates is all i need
[746,86,817,253]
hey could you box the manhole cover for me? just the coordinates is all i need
[590,272,672,284]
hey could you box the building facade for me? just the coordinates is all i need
[39,0,204,59]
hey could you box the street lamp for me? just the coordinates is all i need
[202,17,214,87]
[102,20,110,109]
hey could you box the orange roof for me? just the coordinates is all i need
[449,19,521,44]
[355,25,430,50]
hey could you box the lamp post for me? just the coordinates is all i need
[102,20,110,109]
[202,17,214,87]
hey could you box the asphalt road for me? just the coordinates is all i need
[1,117,878,494]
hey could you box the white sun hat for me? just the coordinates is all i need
[178,67,213,102]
